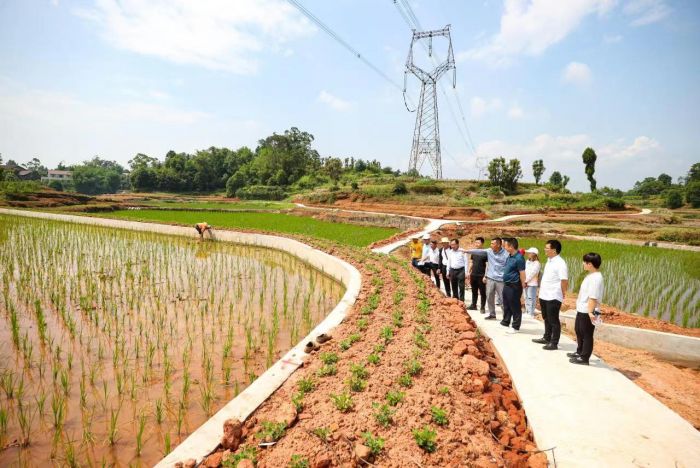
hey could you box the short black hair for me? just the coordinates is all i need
[451,238,459,244]
[546,239,562,254]
[492,237,502,244]
[583,252,602,268]
[475,236,485,243]
[504,237,519,249]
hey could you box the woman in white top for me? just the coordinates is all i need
[523,247,541,317]
[569,252,604,366]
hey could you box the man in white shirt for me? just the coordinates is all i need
[532,239,568,350]
[420,239,442,289]
[569,252,604,365]
[438,237,452,297]
[446,238,469,302]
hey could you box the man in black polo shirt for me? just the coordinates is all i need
[501,237,526,333]
[467,237,487,313]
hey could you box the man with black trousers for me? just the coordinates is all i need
[500,238,526,333]
[438,237,452,297]
[467,237,487,313]
[533,239,569,350]
[446,238,468,302]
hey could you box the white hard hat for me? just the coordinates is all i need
[422,234,431,240]
[525,247,539,255]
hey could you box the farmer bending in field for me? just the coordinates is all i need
[195,222,213,240]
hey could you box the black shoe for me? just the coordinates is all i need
[566,352,580,358]
[480,307,486,314]
[467,304,477,310]
[484,315,497,320]
[532,338,548,344]
[570,357,589,365]
[499,321,509,327]
[542,343,558,350]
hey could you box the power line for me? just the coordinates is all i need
[286,0,403,91]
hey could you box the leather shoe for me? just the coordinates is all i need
[570,357,589,365]
[531,338,548,344]
[467,304,477,310]
[566,352,580,358]
[484,315,497,320]
[542,343,558,350]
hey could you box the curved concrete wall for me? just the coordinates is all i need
[0,209,361,467]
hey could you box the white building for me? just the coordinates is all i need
[42,170,72,182]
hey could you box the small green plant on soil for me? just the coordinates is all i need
[405,359,422,376]
[339,333,361,351]
[317,364,337,377]
[438,386,450,395]
[297,378,316,394]
[256,421,287,442]
[289,454,310,468]
[367,353,380,365]
[431,406,449,426]
[222,445,257,467]
[386,390,405,406]
[348,375,367,392]
[393,290,405,305]
[312,427,330,442]
[373,403,395,427]
[357,317,369,331]
[362,432,385,456]
[330,392,354,412]
[380,327,393,344]
[414,331,429,349]
[398,373,413,388]
[320,352,339,365]
[373,343,385,354]
[413,426,437,453]
[392,310,404,328]
[350,363,369,379]
[291,392,304,412]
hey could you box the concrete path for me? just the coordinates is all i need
[467,309,700,467]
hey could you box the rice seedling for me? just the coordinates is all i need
[135,411,147,456]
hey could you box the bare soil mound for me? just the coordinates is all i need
[304,199,488,220]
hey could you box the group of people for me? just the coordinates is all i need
[411,234,604,365]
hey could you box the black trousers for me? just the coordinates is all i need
[439,265,451,296]
[501,282,523,330]
[469,275,486,308]
[575,313,595,361]
[427,263,440,288]
[449,267,465,302]
[540,299,562,345]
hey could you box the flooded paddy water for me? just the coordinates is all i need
[0,214,344,466]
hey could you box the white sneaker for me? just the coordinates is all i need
[505,328,519,334]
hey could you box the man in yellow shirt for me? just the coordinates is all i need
[410,236,423,270]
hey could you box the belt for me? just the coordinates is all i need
[505,282,521,287]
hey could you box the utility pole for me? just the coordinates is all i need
[405,25,455,179]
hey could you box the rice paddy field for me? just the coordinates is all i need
[0,214,344,466]
[102,210,399,248]
[519,237,700,328]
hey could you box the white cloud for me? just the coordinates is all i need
[470,96,503,118]
[562,62,593,86]
[624,0,671,26]
[74,0,314,74]
[0,80,261,168]
[317,90,353,111]
[507,104,525,119]
[458,0,616,66]
[467,133,666,190]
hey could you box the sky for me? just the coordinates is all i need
[0,0,698,191]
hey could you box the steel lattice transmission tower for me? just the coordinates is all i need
[405,25,455,179]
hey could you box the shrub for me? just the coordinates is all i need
[225,171,247,197]
[350,181,359,191]
[413,426,437,452]
[48,180,64,191]
[392,182,408,195]
[664,190,684,209]
[410,180,443,194]
[655,229,700,246]
[686,180,700,208]
[235,185,287,200]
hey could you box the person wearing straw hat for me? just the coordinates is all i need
[524,247,541,318]
[195,222,213,240]
[438,237,452,297]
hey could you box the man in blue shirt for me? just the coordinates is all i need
[500,237,526,332]
[465,237,509,320]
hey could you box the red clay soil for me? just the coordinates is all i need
[369,227,426,249]
[189,245,547,468]
[303,199,488,221]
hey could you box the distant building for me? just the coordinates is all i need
[0,163,34,180]
[42,170,73,183]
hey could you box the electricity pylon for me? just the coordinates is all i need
[405,25,455,179]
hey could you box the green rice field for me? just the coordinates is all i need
[102,209,399,247]
[519,237,700,328]
[136,200,295,210]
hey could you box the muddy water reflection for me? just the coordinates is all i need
[0,215,343,467]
